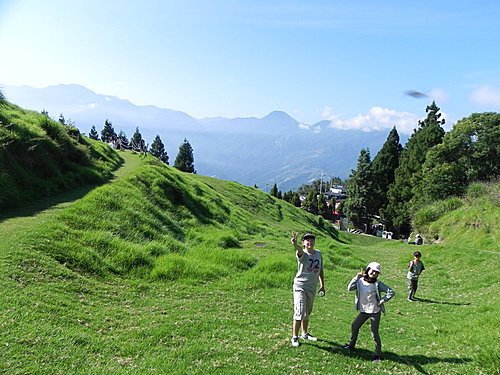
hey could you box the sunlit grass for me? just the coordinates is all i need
[0,151,498,374]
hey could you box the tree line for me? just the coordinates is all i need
[263,101,499,238]
[33,96,499,239]
[87,119,196,173]
[343,102,499,237]
[265,176,346,221]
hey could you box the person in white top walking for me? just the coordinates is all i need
[343,262,394,362]
[290,232,325,347]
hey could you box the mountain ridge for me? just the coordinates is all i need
[1,83,406,190]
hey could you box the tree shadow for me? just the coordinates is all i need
[414,297,471,306]
[306,339,472,374]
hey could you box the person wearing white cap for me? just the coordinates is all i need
[343,261,395,362]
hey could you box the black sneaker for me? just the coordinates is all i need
[372,355,382,362]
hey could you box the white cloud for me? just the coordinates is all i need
[298,122,322,133]
[470,85,500,107]
[429,88,448,103]
[322,106,421,134]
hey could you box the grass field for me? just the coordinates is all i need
[0,150,498,375]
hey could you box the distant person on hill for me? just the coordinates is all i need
[343,262,395,362]
[290,232,325,347]
[407,251,425,301]
[415,234,423,245]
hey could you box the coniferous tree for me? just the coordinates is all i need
[100,119,116,143]
[317,192,328,218]
[89,125,99,140]
[130,127,143,150]
[383,101,445,234]
[282,190,291,202]
[150,134,169,164]
[117,130,129,149]
[371,126,403,217]
[174,138,196,173]
[343,148,374,231]
[302,190,318,214]
[270,183,278,197]
[328,198,337,219]
[291,192,301,207]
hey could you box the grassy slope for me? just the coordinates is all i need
[0,101,122,211]
[0,153,498,373]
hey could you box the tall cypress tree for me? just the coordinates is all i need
[302,190,318,214]
[117,130,129,149]
[270,183,278,197]
[383,101,445,234]
[150,134,169,164]
[291,192,301,207]
[371,126,403,217]
[100,119,116,142]
[174,139,196,173]
[343,148,374,231]
[130,127,143,150]
[88,125,99,140]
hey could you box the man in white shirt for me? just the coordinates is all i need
[290,232,325,347]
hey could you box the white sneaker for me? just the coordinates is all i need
[300,333,318,341]
[291,336,300,347]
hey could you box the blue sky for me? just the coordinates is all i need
[1,0,499,134]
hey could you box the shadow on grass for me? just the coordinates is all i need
[0,184,99,223]
[413,297,471,306]
[307,339,472,374]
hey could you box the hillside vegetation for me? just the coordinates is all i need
[0,100,122,211]
[0,102,498,374]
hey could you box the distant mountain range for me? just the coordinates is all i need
[1,84,407,191]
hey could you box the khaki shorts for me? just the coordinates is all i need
[293,289,316,320]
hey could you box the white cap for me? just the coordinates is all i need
[367,262,381,274]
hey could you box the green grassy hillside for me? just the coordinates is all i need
[0,101,122,211]
[0,104,498,373]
